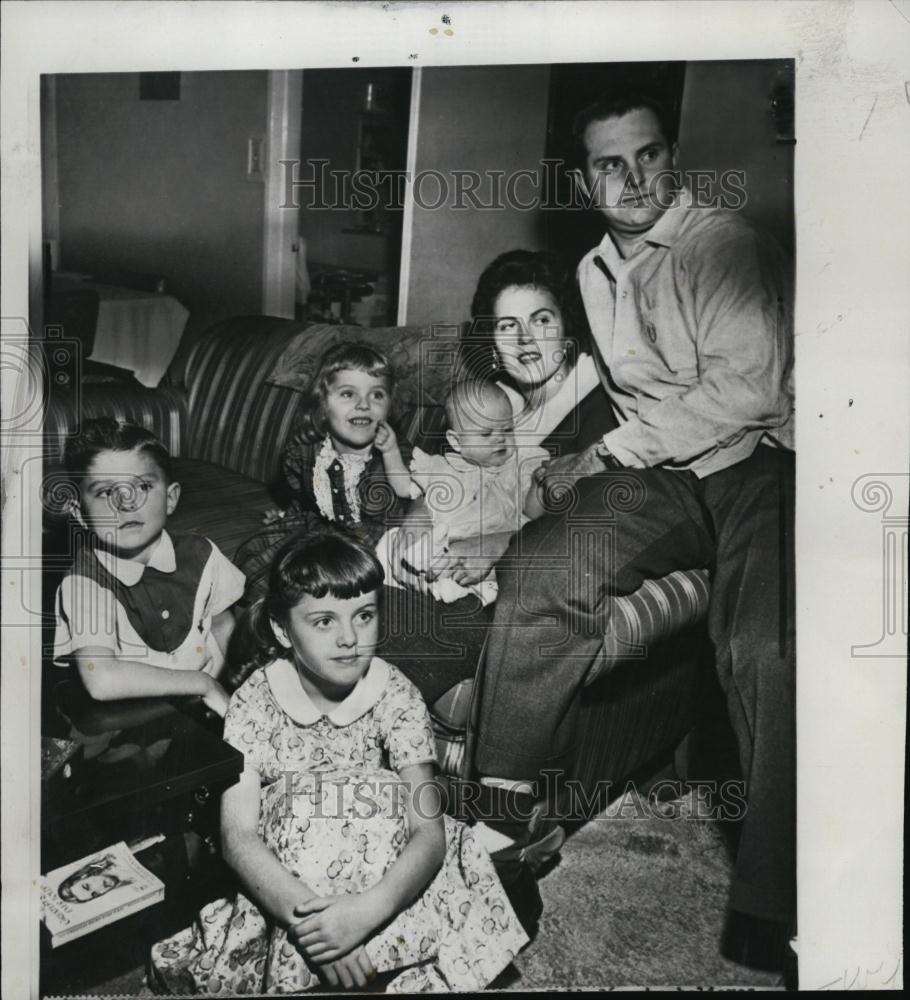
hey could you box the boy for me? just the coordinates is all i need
[54,418,245,716]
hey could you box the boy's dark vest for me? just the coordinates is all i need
[64,532,214,653]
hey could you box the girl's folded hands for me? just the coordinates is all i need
[289,890,387,965]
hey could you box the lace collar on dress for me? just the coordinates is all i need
[312,436,372,523]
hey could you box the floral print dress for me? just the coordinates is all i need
[151,658,528,994]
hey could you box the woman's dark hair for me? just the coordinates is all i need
[246,530,384,667]
[470,249,571,324]
[63,417,173,483]
[295,341,396,444]
[460,249,588,382]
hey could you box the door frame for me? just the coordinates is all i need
[396,67,422,325]
[262,70,302,318]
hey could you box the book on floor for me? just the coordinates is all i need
[41,840,165,947]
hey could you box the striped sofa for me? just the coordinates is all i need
[44,316,713,807]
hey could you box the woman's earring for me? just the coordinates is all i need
[490,347,500,372]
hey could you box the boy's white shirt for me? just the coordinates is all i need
[93,529,177,585]
[54,529,245,674]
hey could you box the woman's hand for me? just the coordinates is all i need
[373,420,398,454]
[290,891,386,964]
[389,506,443,591]
[314,946,377,990]
[443,532,512,585]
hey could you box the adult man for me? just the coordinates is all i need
[472,93,795,968]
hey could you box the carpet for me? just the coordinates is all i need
[45,791,783,995]
[508,789,783,990]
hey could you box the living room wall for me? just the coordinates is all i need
[52,71,268,343]
[403,64,551,327]
[678,60,794,255]
[403,60,793,329]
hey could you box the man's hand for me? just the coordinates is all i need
[374,420,398,454]
[533,444,606,485]
[314,947,377,990]
[291,892,384,964]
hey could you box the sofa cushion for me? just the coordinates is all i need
[166,458,275,561]
[266,323,461,407]
[399,403,449,456]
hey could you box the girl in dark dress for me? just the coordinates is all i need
[232,341,493,702]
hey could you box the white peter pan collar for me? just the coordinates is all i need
[94,529,176,586]
[265,656,391,727]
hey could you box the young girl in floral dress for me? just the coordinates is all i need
[152,532,527,994]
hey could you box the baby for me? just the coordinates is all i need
[54,418,245,716]
[379,379,549,605]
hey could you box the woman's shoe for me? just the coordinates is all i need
[464,783,567,872]
[490,823,566,875]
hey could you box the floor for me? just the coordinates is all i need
[509,790,784,989]
[41,789,785,996]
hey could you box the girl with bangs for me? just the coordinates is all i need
[152,531,528,994]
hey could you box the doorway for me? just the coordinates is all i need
[294,67,412,327]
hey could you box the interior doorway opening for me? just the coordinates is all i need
[295,67,412,327]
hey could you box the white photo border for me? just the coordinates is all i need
[2,1,907,994]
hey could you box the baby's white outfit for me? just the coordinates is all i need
[377,444,549,605]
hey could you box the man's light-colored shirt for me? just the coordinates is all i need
[578,196,794,478]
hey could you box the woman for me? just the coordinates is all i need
[464,248,603,450]
[388,248,612,880]
[393,249,611,592]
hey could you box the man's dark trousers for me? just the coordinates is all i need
[475,445,795,922]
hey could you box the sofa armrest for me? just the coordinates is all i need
[585,568,711,687]
[428,567,711,778]
[44,384,188,463]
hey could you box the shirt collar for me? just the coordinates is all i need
[588,188,692,273]
[266,656,391,727]
[93,529,176,586]
[639,188,692,248]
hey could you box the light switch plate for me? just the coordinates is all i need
[247,136,264,181]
